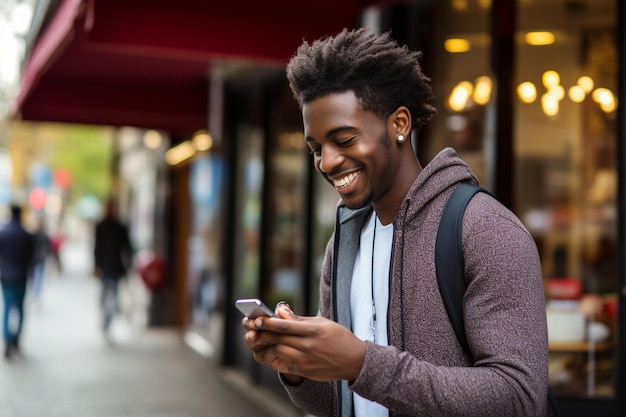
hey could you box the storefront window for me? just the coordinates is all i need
[515,0,617,398]
[230,124,265,368]
[428,0,492,185]
[187,153,227,353]
[266,131,307,312]
[233,125,264,300]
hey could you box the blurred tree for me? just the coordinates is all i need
[47,124,114,204]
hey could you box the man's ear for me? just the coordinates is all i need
[389,106,412,139]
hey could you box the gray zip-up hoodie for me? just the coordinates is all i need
[282,148,549,417]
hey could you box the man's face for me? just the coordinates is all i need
[303,91,396,209]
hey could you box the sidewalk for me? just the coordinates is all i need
[0,239,304,417]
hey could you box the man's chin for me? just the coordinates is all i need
[340,198,370,210]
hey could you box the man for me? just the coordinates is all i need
[242,28,549,416]
[0,205,35,359]
[94,198,132,333]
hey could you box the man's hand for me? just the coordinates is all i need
[241,304,366,383]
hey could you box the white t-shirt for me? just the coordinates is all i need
[350,212,393,417]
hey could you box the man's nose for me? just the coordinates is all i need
[318,145,343,174]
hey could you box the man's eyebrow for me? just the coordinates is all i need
[305,126,356,142]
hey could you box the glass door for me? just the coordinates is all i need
[514,0,618,401]
[426,0,493,186]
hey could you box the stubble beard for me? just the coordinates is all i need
[341,132,393,210]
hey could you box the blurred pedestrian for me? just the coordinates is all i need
[31,217,52,305]
[94,198,132,333]
[0,205,35,359]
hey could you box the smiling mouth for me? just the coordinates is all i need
[333,171,361,189]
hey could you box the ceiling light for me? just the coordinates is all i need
[548,85,565,101]
[592,88,616,113]
[541,93,559,116]
[577,76,594,93]
[517,82,537,104]
[592,88,613,105]
[165,141,195,166]
[524,32,555,46]
[444,38,471,53]
[600,100,616,113]
[192,130,213,151]
[143,130,163,150]
[473,76,492,105]
[542,70,560,88]
[568,85,585,103]
[448,81,473,112]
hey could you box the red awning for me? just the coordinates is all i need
[14,0,363,135]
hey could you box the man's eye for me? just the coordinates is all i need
[338,135,358,147]
[309,147,321,156]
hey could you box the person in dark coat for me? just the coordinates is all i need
[0,205,35,358]
[94,198,132,333]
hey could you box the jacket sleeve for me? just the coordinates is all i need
[349,194,549,417]
[280,235,337,417]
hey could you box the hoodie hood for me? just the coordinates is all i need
[401,147,478,221]
[337,147,478,225]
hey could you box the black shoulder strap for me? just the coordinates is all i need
[435,183,559,417]
[435,182,484,353]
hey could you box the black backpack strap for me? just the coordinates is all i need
[435,182,559,417]
[435,182,484,354]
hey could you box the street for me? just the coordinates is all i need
[0,236,302,417]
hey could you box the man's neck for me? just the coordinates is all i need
[373,157,422,225]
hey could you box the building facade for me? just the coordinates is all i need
[13,1,626,416]
[196,2,626,415]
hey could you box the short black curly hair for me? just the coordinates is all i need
[286,27,437,131]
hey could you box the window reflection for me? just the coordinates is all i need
[428,0,618,400]
[266,131,307,312]
[429,0,492,185]
[516,0,617,398]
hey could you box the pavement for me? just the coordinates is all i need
[0,238,304,417]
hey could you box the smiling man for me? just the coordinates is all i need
[242,28,550,417]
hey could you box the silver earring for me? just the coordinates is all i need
[397,135,405,143]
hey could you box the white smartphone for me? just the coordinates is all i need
[235,298,276,318]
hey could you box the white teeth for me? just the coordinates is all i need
[334,171,360,188]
